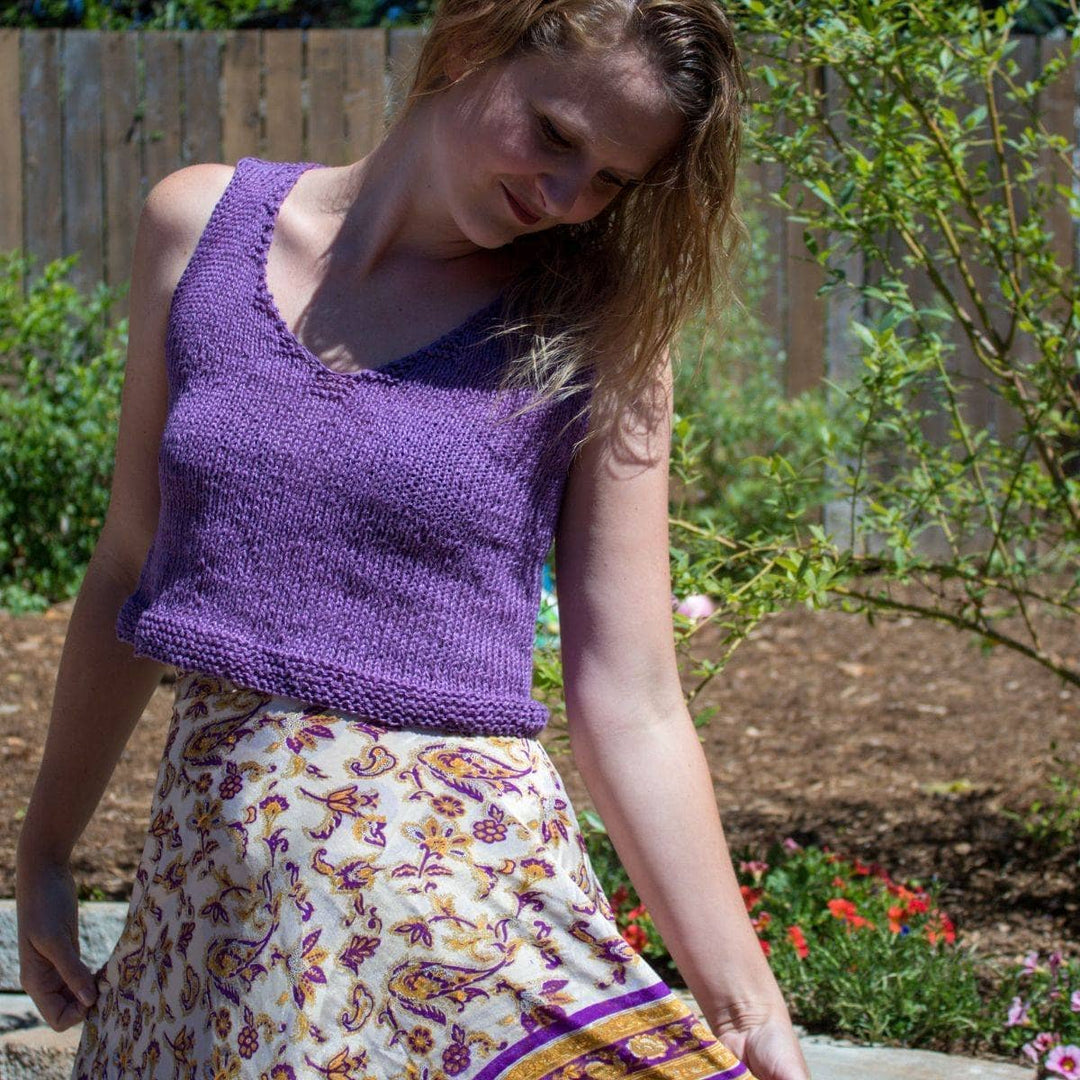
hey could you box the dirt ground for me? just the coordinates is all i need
[2,575,1077,979]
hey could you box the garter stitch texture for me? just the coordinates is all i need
[116,156,593,737]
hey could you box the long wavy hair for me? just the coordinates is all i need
[393,0,750,453]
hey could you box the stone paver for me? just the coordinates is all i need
[796,1032,1033,1079]
[0,901,128,993]
[0,1019,82,1080]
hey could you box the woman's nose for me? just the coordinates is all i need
[539,165,591,218]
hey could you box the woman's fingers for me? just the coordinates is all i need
[21,934,96,1031]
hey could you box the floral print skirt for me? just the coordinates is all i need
[71,669,756,1080]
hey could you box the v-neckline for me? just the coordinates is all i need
[254,160,507,385]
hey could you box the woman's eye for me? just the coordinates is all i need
[537,114,629,190]
[540,116,571,148]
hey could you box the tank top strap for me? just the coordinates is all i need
[178,156,323,300]
[244,155,328,274]
[164,157,325,383]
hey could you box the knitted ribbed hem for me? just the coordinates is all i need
[116,608,551,739]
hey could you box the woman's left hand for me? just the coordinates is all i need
[711,1007,813,1080]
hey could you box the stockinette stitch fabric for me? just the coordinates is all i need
[116,155,593,738]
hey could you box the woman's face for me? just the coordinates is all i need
[430,41,685,249]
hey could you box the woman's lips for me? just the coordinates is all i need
[503,184,540,225]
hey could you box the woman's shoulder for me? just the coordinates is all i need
[140,162,238,276]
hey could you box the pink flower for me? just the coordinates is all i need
[674,593,715,622]
[1049,951,1064,975]
[1021,951,1041,976]
[1035,1033,1063,1054]
[1070,990,1080,1013]
[1046,1044,1080,1078]
[782,837,802,852]
[1006,996,1029,1027]
[739,860,769,879]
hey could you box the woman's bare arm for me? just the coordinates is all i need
[553,352,792,1034]
[15,163,234,869]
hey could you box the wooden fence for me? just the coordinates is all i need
[1,27,1077,555]
[0,27,420,309]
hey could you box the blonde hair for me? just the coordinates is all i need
[395,0,750,453]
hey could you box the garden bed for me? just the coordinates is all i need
[1,577,1076,975]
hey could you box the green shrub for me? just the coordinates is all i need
[729,839,985,1052]
[0,250,128,613]
[577,812,1057,1064]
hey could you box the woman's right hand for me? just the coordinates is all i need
[15,856,99,1031]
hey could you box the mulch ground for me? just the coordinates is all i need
[2,574,1077,981]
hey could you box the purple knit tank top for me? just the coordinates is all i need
[116,155,592,737]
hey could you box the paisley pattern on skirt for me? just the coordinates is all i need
[71,670,757,1080]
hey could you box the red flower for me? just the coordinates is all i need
[828,897,875,931]
[626,903,648,921]
[740,885,764,912]
[787,925,809,959]
[759,939,771,957]
[853,858,873,876]
[887,905,907,934]
[831,876,847,889]
[925,911,956,946]
[622,924,648,953]
[827,898,857,920]
[610,885,630,909]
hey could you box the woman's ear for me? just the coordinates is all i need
[444,50,470,84]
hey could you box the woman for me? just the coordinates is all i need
[16,1,812,1078]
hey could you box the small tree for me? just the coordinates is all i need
[693,0,1080,689]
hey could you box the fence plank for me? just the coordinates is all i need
[308,28,345,164]
[222,29,260,164]
[63,30,105,296]
[264,30,303,164]
[143,32,183,197]
[1040,37,1079,305]
[782,60,826,400]
[182,31,222,166]
[1035,36,1079,506]
[22,29,62,283]
[991,33,1042,455]
[343,28,386,158]
[387,26,424,121]
[977,34,1040,450]
[102,30,139,314]
[820,62,870,553]
[739,33,785,356]
[0,30,23,261]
